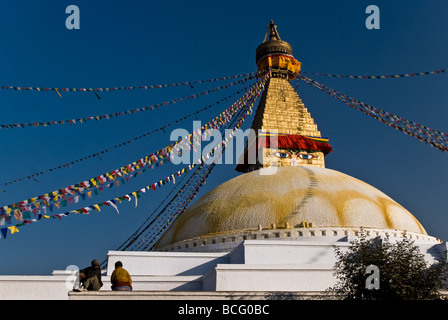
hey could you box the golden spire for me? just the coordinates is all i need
[236,21,332,172]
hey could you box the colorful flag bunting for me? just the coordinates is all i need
[2,86,248,187]
[0,76,255,130]
[0,72,271,237]
[300,67,448,79]
[0,72,255,95]
[298,75,448,152]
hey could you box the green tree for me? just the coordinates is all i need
[328,230,448,300]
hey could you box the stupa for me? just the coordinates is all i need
[154,21,430,251]
[83,21,446,297]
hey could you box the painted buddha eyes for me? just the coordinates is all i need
[274,152,315,160]
[298,154,314,160]
[275,152,290,158]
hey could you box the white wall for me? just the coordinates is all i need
[0,271,105,300]
[0,236,446,299]
[214,264,336,292]
[106,251,229,276]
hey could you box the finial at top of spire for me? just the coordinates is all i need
[256,20,301,81]
[263,19,281,42]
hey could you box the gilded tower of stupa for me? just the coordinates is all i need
[236,20,332,172]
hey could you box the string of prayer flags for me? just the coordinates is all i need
[298,75,448,152]
[0,72,256,95]
[115,165,205,251]
[0,73,270,227]
[0,76,256,130]
[300,67,448,79]
[137,164,215,251]
[2,86,248,187]
[144,92,260,250]
[0,163,197,238]
[0,71,271,239]
[127,75,269,251]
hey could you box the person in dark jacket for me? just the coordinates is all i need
[79,259,103,291]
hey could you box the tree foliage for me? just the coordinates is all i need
[328,230,448,300]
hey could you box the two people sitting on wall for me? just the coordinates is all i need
[73,259,132,291]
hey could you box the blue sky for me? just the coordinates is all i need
[0,0,447,275]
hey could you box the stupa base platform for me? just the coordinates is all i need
[68,290,335,300]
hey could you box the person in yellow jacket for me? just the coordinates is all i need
[110,261,133,291]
